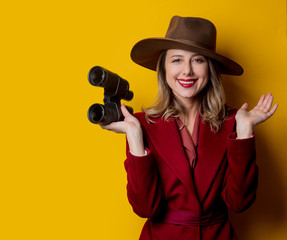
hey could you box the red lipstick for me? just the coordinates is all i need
[177,78,198,88]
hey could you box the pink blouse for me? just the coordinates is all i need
[175,113,201,168]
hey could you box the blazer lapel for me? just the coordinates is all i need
[144,117,200,204]
[193,115,236,202]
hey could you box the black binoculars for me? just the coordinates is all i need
[87,66,134,125]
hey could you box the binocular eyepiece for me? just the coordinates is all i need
[87,66,134,125]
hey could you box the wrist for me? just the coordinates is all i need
[236,122,253,139]
[127,128,145,156]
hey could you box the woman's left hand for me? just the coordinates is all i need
[235,93,278,139]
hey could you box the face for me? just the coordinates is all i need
[165,49,209,105]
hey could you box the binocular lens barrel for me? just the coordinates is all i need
[88,104,105,124]
[88,66,105,86]
[88,103,120,125]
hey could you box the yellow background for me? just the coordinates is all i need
[1,0,286,239]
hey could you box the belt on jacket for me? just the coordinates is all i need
[158,209,228,227]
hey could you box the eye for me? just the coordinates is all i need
[172,58,181,63]
[192,58,204,63]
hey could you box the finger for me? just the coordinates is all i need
[255,94,265,109]
[100,121,126,133]
[240,103,248,110]
[266,103,278,118]
[264,94,274,112]
[260,93,274,113]
[257,94,265,106]
[253,94,265,111]
[261,93,273,108]
[121,104,132,118]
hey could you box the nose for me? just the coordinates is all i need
[182,62,193,76]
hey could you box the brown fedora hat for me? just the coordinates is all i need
[131,16,243,76]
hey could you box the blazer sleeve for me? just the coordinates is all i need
[221,132,258,213]
[124,144,164,218]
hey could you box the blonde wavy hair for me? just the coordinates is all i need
[143,50,227,132]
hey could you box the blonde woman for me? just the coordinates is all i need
[102,16,278,240]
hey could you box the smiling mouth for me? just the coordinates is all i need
[177,78,198,87]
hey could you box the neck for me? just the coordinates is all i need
[178,97,201,121]
[183,95,200,111]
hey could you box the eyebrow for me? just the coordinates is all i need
[169,53,203,58]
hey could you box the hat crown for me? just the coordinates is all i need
[165,16,217,51]
[130,15,243,75]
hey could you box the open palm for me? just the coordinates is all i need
[236,93,278,127]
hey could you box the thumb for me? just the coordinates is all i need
[240,103,248,111]
[121,104,132,118]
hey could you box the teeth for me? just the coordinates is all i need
[179,80,194,84]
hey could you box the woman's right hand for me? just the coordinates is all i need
[101,104,146,156]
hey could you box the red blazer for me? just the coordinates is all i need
[124,109,258,240]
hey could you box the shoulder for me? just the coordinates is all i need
[133,112,146,121]
[133,112,174,135]
[133,112,148,127]
[220,107,238,131]
[133,112,165,125]
[225,107,238,120]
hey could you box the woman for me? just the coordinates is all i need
[102,16,278,239]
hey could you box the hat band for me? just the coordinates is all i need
[167,38,215,52]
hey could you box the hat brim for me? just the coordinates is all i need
[131,38,243,76]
